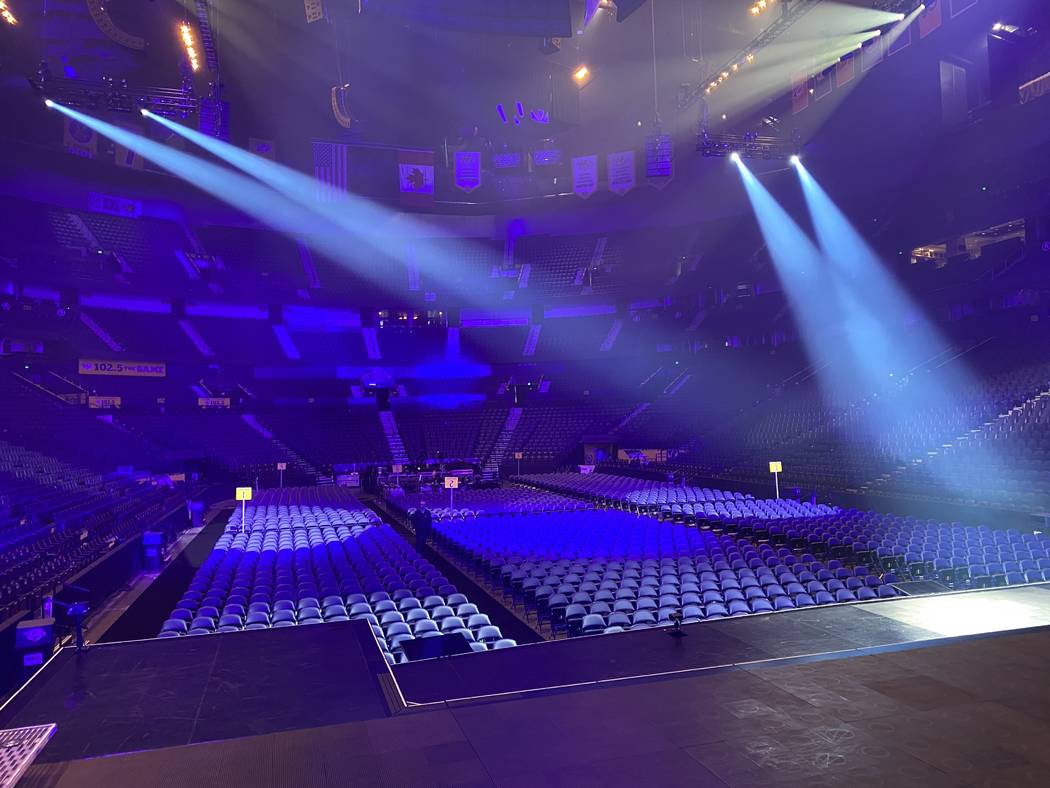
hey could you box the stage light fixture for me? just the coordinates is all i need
[790,155,801,166]
[0,1,17,25]
[44,98,54,108]
[179,23,201,72]
[572,64,592,87]
[140,108,150,116]
[730,152,741,163]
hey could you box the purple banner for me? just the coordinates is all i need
[454,150,482,192]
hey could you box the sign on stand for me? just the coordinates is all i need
[769,461,783,499]
[235,486,252,532]
[277,462,287,488]
[444,476,459,510]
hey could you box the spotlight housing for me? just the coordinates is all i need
[789,155,801,166]
[44,99,55,108]
[140,108,150,117]
[730,152,742,163]
[572,64,592,87]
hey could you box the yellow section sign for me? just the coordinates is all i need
[444,476,460,489]
[769,461,783,474]
[235,487,253,501]
[79,359,166,377]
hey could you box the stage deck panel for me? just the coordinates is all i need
[392,584,1050,704]
[0,620,390,763]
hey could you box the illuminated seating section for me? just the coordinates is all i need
[384,485,589,520]
[433,493,1050,638]
[517,472,835,521]
[157,487,514,660]
[433,509,900,635]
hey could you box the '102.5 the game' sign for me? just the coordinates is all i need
[78,359,166,378]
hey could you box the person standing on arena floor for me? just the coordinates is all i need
[410,501,433,550]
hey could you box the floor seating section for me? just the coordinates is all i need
[516,472,836,522]
[433,509,902,636]
[383,484,587,520]
[157,487,516,660]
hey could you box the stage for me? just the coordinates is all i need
[7,584,1050,786]
[391,584,1050,705]
[0,620,393,763]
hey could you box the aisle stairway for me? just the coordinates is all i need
[379,410,409,464]
[482,407,522,482]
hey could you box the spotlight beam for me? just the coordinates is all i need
[731,156,850,402]
[790,161,1001,495]
[49,104,447,308]
[140,111,491,308]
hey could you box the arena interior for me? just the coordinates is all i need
[1,1,1050,785]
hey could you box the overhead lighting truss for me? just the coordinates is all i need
[29,73,199,119]
[698,129,802,162]
[677,0,825,112]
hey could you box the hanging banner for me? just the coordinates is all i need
[887,25,912,57]
[113,121,145,169]
[644,134,673,188]
[606,150,636,196]
[835,56,856,89]
[950,0,976,18]
[791,73,810,114]
[453,150,482,192]
[572,155,598,199]
[398,149,435,206]
[63,117,97,159]
[918,0,943,38]
[249,137,276,161]
[813,68,833,101]
[861,36,884,72]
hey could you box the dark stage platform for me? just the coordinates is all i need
[17,626,1050,787]
[0,620,392,763]
[392,583,1050,705]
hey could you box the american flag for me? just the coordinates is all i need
[312,140,348,202]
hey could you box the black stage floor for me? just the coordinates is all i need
[0,620,391,763]
[17,626,1050,787]
[392,583,1050,704]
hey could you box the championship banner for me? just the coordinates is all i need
[887,25,912,57]
[249,137,276,161]
[813,68,833,102]
[918,0,942,38]
[454,150,481,192]
[79,359,166,378]
[398,149,435,206]
[144,121,185,173]
[113,121,145,170]
[572,155,598,199]
[63,117,97,159]
[835,56,856,89]
[644,133,674,189]
[198,397,231,409]
[791,73,810,114]
[607,150,636,196]
[304,0,328,23]
[88,396,122,410]
[861,36,884,72]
